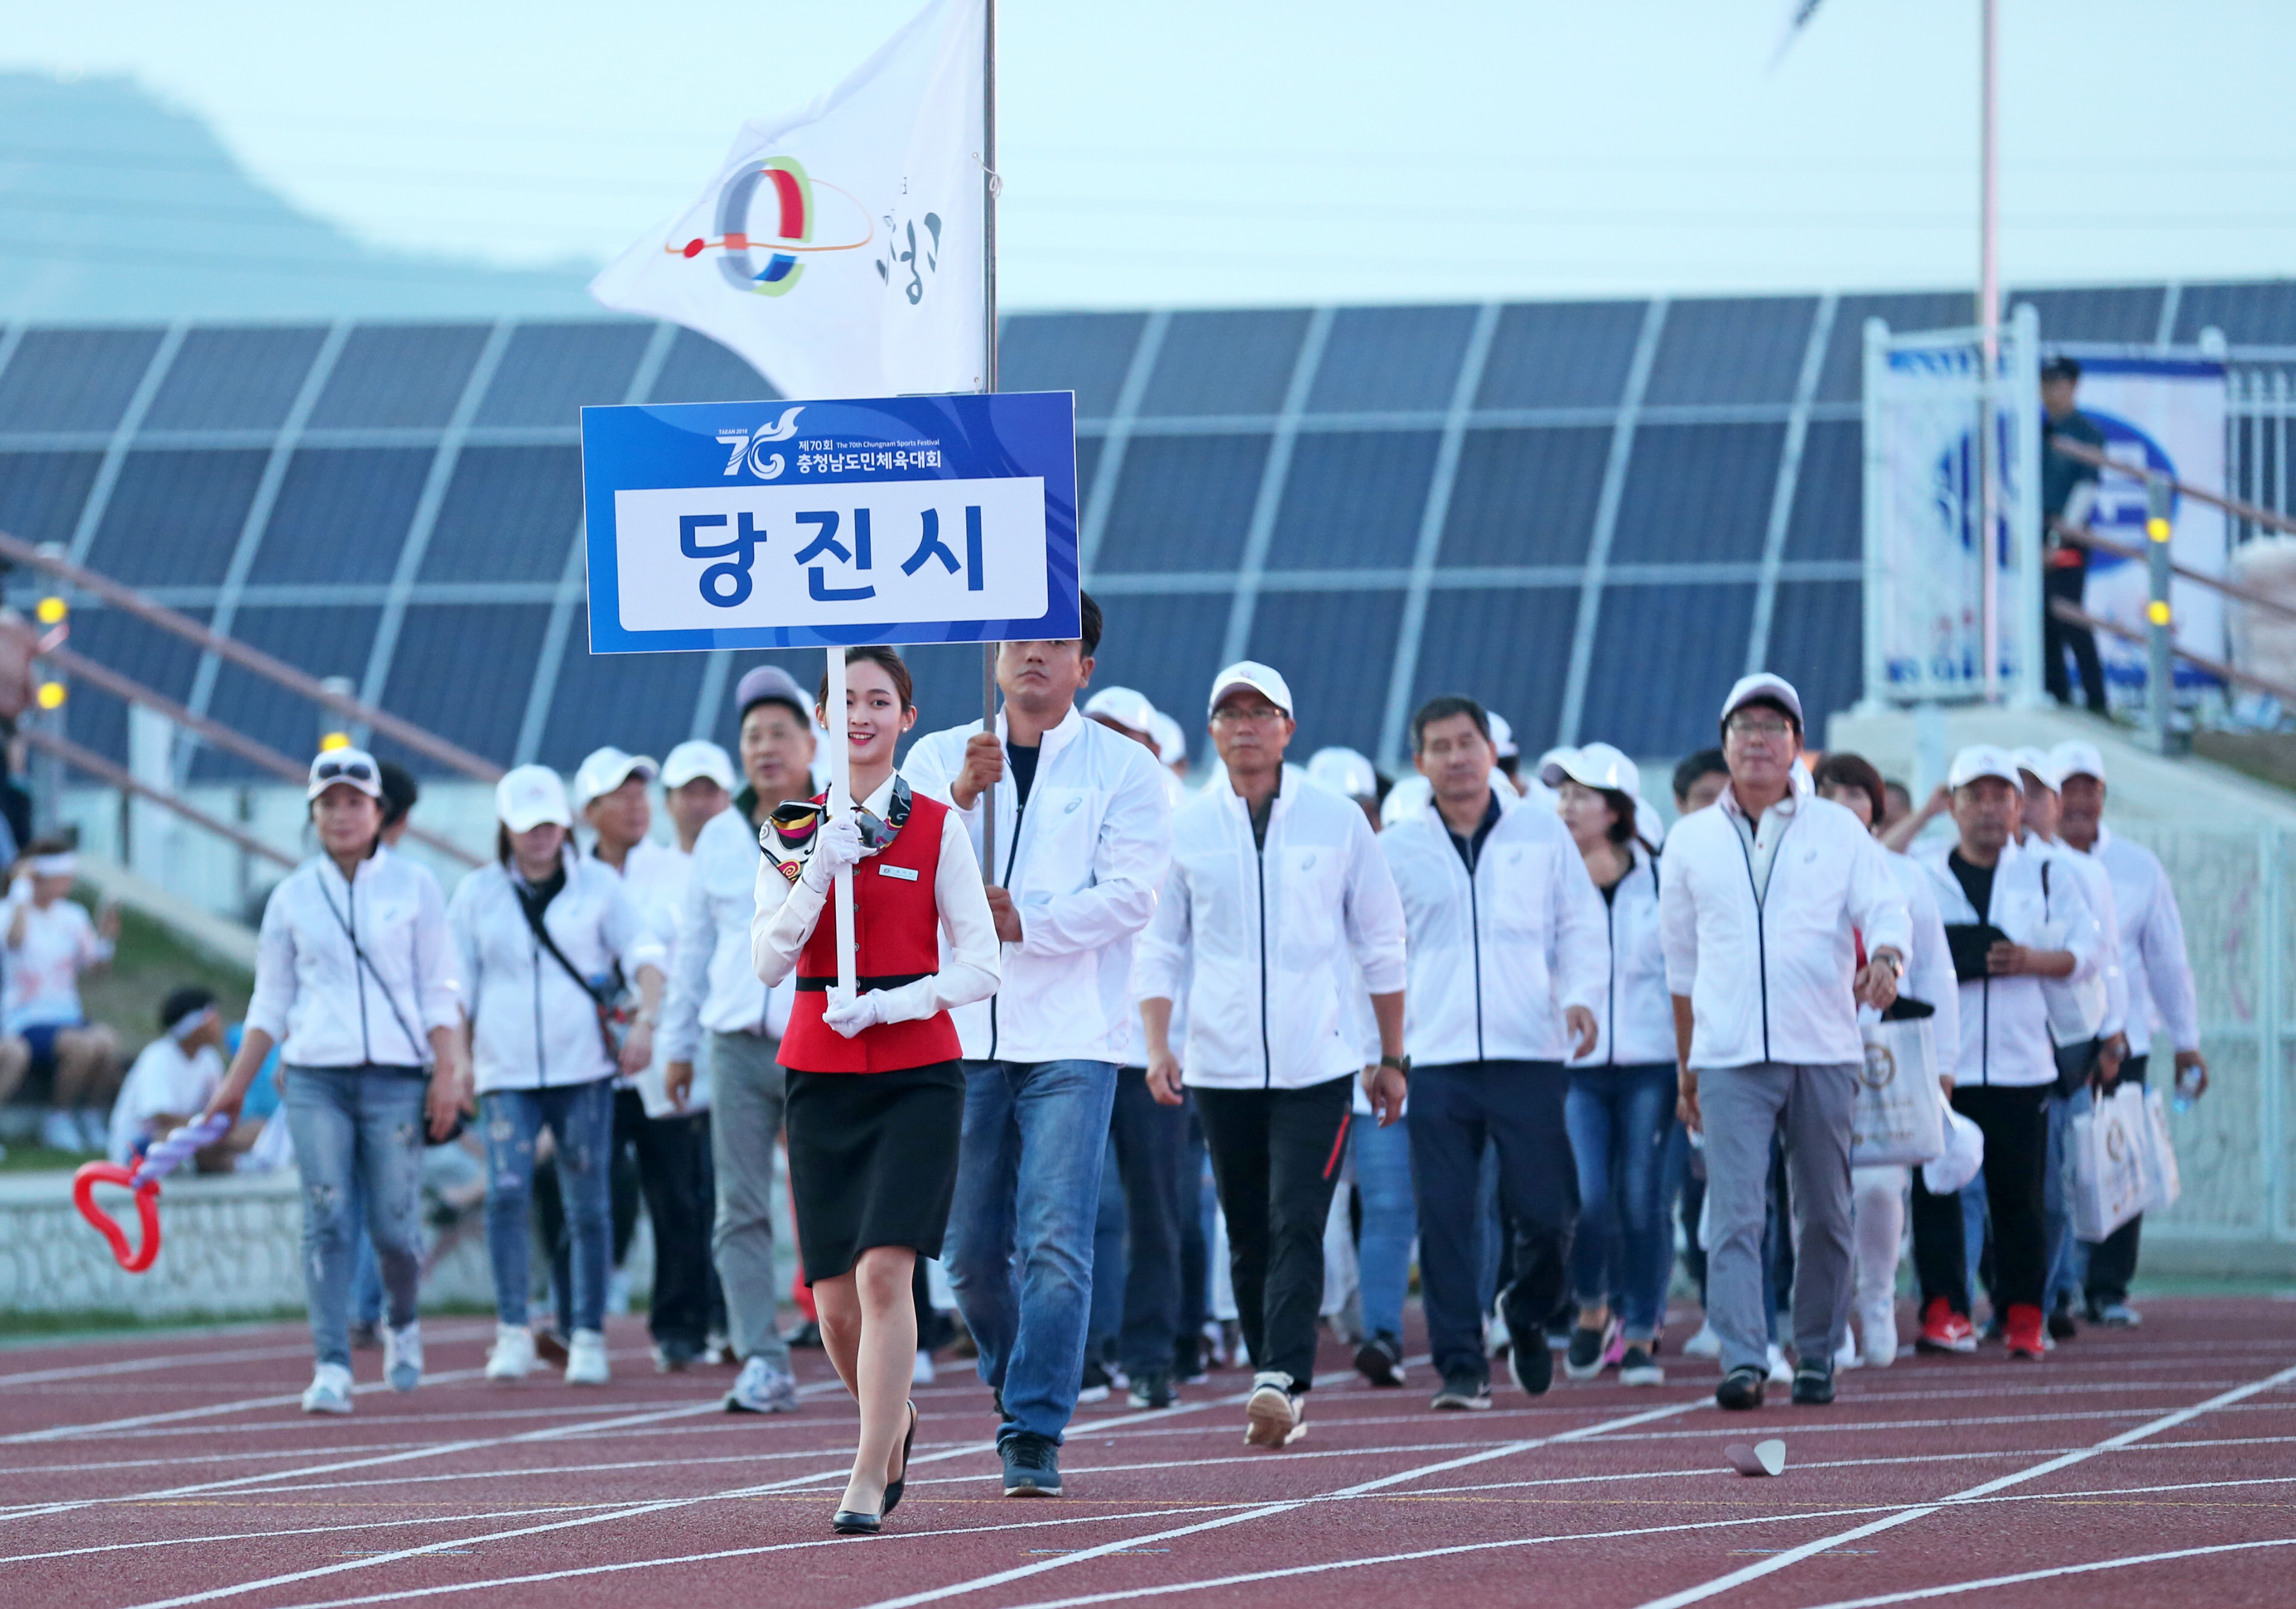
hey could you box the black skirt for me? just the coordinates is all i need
[783,1059,965,1285]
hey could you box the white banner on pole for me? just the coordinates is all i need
[2062,358,2229,704]
[590,0,987,400]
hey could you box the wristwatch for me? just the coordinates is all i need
[1378,1053,1411,1075]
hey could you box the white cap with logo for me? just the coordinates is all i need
[572,746,659,810]
[307,747,383,801]
[1719,673,1804,732]
[2010,745,2062,791]
[1306,746,1379,801]
[1207,660,1294,718]
[1541,741,1642,799]
[1946,744,2024,792]
[1083,686,1159,738]
[497,764,574,833]
[661,739,736,792]
[1149,710,1188,768]
[2050,739,2107,784]
[1487,712,1520,761]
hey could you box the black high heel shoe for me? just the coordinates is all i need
[882,1400,919,1516]
[830,1503,882,1536]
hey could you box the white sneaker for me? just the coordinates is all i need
[703,1332,733,1366]
[301,1363,354,1415]
[1833,1333,1863,1371]
[724,1355,800,1413]
[1860,1304,1899,1369]
[40,1109,81,1153]
[912,1349,938,1386]
[1765,1344,1793,1385]
[565,1328,610,1385]
[605,1269,632,1316]
[383,1322,422,1392]
[1244,1371,1305,1447]
[1680,1320,1722,1359]
[484,1323,536,1381]
[1485,1307,1513,1357]
[78,1109,111,1153]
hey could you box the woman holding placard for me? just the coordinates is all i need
[752,645,999,1535]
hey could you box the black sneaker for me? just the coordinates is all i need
[1127,1371,1174,1410]
[1791,1359,1835,1406]
[1562,1325,1606,1382]
[1429,1371,1492,1411]
[1510,1334,1554,1396]
[1617,1344,1664,1387]
[1077,1358,1114,1404]
[2048,1303,2079,1342]
[1353,1332,1405,1388]
[1716,1365,1766,1411]
[1000,1431,1062,1496]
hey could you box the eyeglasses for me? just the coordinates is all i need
[1212,703,1286,726]
[1726,716,1794,739]
[313,758,374,783]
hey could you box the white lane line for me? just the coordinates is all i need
[0,1328,500,1388]
[0,1501,635,1563]
[0,1368,491,1446]
[1631,1360,2296,1609]
[845,1399,1706,1609]
[1789,1537,2296,1608]
[1589,1402,2294,1440]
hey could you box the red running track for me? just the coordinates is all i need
[0,1298,2291,1609]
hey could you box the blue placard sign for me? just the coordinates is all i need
[581,390,1078,651]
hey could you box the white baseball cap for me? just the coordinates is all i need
[1487,711,1520,761]
[1542,742,1642,800]
[1719,673,1804,733]
[572,746,658,810]
[496,764,574,832]
[1208,660,1294,718]
[307,747,383,801]
[2010,745,2061,791]
[1149,710,1189,768]
[1946,744,2024,792]
[1306,746,1379,801]
[661,739,736,792]
[2051,739,2107,784]
[1083,686,1159,738]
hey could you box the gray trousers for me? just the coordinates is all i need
[1699,1060,1857,1374]
[709,1030,791,1370]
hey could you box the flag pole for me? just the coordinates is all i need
[826,646,858,1000]
[978,0,1002,884]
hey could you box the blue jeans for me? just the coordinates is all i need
[947,1058,1117,1446]
[482,1079,616,1334]
[1109,1071,1190,1380]
[1351,1112,1414,1343]
[1086,1136,1126,1365]
[281,1065,428,1370]
[1565,1063,1676,1338]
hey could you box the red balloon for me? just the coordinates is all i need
[73,1161,163,1274]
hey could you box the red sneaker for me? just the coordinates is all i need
[2004,1303,2047,1361]
[1915,1297,1977,1355]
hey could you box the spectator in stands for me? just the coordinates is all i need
[202,748,467,1415]
[2041,355,2112,714]
[2052,739,2204,1327]
[107,985,229,1166]
[1547,744,1670,1387]
[0,840,122,1154]
[1662,748,1730,1361]
[662,666,811,1416]
[1909,747,2098,1363]
[1662,675,1910,1410]
[1810,752,1959,1369]
[1140,663,1402,1446]
[455,765,652,1390]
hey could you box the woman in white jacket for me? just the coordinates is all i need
[450,765,651,1387]
[1547,744,1674,1387]
[203,749,466,1416]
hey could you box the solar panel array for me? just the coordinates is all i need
[0,280,2287,781]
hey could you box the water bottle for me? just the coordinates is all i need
[2171,1062,2203,1113]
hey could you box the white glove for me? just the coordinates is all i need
[822,989,891,1039]
[801,815,867,892]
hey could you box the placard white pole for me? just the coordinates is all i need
[824,646,858,1000]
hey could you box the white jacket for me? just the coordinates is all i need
[2027,833,2125,1044]
[660,799,794,1062]
[1568,844,1673,1068]
[2083,825,2198,1059]
[246,847,462,1070]
[1660,772,1912,1070]
[1135,766,1407,1091]
[1381,792,1609,1067]
[449,854,645,1094]
[903,706,1172,1065]
[1912,837,2101,1089]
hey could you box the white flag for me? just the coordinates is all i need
[591,0,987,399]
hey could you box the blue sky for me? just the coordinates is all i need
[7,0,2294,310]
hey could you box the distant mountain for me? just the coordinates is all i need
[0,72,600,321]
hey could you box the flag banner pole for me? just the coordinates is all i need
[978,0,1001,886]
[826,645,858,1000]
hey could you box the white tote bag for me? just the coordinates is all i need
[2036,860,2107,1045]
[1922,1108,1986,1195]
[2139,1087,2183,1213]
[1851,1010,1946,1167]
[2071,1085,2151,1242]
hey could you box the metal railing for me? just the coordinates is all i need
[19,728,296,869]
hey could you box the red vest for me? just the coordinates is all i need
[779,791,963,1074]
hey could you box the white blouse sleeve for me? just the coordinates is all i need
[751,845,827,989]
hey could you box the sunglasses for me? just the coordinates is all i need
[313,758,374,784]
